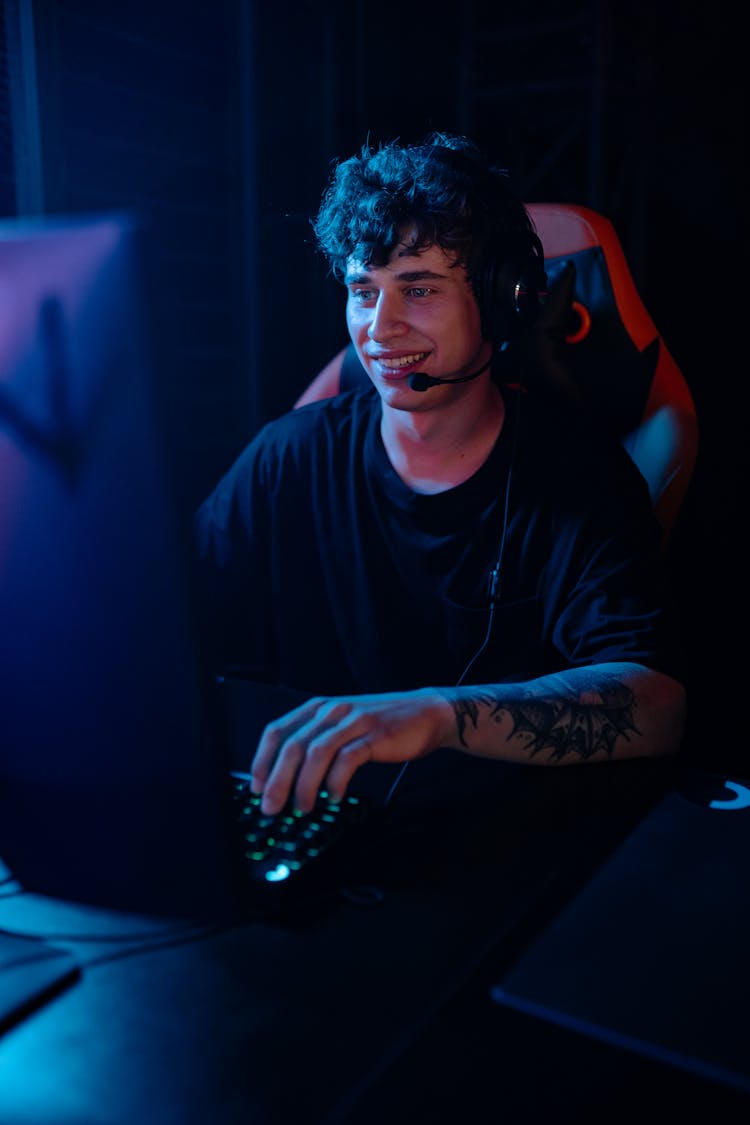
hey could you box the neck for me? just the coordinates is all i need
[380,381,506,494]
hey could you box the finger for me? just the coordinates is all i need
[250,697,325,793]
[258,700,356,814]
[323,736,374,803]
[260,739,307,815]
[290,708,373,811]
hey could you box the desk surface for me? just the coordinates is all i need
[1,759,745,1124]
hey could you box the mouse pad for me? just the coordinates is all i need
[490,769,750,1095]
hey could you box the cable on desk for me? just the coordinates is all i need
[0,920,233,971]
[0,919,228,948]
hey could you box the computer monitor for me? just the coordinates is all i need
[0,212,243,917]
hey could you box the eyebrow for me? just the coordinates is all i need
[345,268,449,285]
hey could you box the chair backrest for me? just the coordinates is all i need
[294,203,699,546]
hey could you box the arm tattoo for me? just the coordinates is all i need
[453,671,640,762]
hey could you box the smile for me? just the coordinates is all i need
[373,352,430,370]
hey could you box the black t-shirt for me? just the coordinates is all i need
[194,384,683,694]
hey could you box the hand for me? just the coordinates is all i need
[249,689,453,814]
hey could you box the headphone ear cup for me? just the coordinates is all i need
[477,260,540,344]
[476,261,512,344]
[513,268,543,334]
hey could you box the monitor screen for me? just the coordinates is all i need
[0,213,239,916]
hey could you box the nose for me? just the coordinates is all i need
[367,291,407,342]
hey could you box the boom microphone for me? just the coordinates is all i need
[408,355,493,392]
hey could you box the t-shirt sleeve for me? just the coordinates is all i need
[542,438,685,682]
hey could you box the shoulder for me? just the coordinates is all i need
[518,388,648,487]
[258,385,378,457]
[223,386,378,481]
[196,387,378,526]
[284,384,378,433]
[510,387,655,531]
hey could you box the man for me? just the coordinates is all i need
[194,133,686,817]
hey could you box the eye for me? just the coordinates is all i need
[406,286,434,298]
[348,288,376,303]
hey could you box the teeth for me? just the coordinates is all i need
[378,352,429,369]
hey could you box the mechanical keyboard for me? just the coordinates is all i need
[229,773,380,915]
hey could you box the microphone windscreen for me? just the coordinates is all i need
[408,372,435,392]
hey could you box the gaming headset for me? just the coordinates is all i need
[475,235,547,348]
[402,143,547,392]
[415,141,547,349]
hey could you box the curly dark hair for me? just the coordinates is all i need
[311,132,546,343]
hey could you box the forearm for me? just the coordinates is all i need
[250,662,686,813]
[434,662,686,766]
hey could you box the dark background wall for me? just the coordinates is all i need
[2,0,746,770]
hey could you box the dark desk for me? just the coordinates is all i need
[1,759,747,1124]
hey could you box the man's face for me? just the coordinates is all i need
[344,239,492,406]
